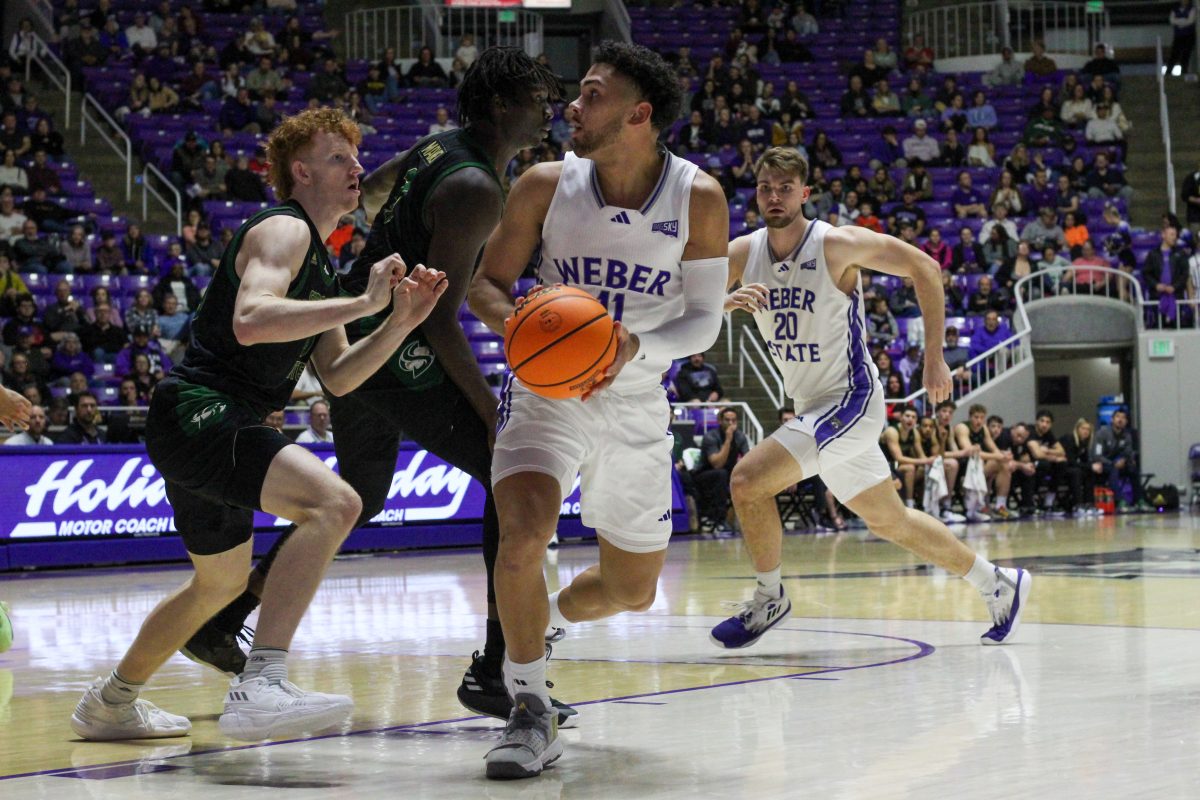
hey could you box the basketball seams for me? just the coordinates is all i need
[519,323,617,389]
[505,284,598,345]
[504,286,618,396]
[510,309,612,373]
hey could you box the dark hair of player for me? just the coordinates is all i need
[591,40,682,132]
[456,46,564,128]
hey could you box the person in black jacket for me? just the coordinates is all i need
[54,390,105,444]
[225,154,269,202]
[152,259,201,312]
[1093,408,1146,510]
[1060,418,1100,515]
[675,353,724,402]
[952,227,987,273]
[840,75,871,118]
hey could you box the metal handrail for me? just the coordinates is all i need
[21,0,55,35]
[1155,37,1177,215]
[603,0,633,43]
[23,33,71,130]
[737,324,786,409]
[671,400,764,446]
[1017,264,1145,309]
[724,311,734,361]
[344,4,544,63]
[900,265,1147,412]
[141,163,182,235]
[80,93,131,200]
[905,1,1110,60]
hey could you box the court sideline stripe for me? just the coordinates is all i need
[0,627,934,783]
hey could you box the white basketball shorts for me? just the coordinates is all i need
[772,380,892,503]
[491,377,675,553]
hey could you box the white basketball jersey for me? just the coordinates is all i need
[743,220,878,406]
[538,150,699,394]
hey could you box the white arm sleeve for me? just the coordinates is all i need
[634,257,729,365]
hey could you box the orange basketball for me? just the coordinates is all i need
[504,284,618,400]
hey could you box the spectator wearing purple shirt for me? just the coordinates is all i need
[219,88,259,134]
[952,171,987,218]
[968,310,1013,381]
[869,125,906,170]
[1023,168,1057,212]
[49,332,95,382]
[113,323,172,379]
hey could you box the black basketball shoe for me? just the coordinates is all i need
[457,650,578,728]
[180,622,253,677]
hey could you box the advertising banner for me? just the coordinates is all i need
[0,444,687,546]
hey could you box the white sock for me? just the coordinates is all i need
[1045,492,1057,508]
[100,670,142,705]
[547,590,570,629]
[996,496,1008,510]
[243,646,288,685]
[503,654,550,705]
[756,565,782,598]
[905,498,915,509]
[964,554,998,594]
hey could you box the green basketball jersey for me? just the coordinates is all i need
[346,128,501,390]
[173,200,340,418]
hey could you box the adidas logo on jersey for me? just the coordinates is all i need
[610,211,631,225]
[777,262,790,274]
[651,219,679,238]
[657,510,672,522]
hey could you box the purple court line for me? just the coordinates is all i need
[613,701,668,706]
[1,627,933,783]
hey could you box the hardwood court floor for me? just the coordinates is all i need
[1,513,1199,798]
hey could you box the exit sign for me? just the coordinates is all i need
[1148,339,1174,359]
[1085,1,1104,13]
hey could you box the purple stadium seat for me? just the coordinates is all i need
[81,274,122,294]
[124,275,154,292]
[94,362,120,385]
[19,272,52,293]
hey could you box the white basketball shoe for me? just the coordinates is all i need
[71,678,191,741]
[980,567,1032,645]
[217,676,353,741]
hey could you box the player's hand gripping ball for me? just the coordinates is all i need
[504,284,618,400]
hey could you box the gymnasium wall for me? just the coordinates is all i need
[1033,355,1124,430]
[1136,331,1200,491]
[951,359,1037,427]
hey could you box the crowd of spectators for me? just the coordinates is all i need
[4,1,1197,460]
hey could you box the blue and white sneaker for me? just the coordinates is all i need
[710,586,792,649]
[980,567,1032,645]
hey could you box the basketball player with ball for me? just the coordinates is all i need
[468,41,729,779]
[710,147,1032,653]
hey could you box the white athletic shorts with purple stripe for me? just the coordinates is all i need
[492,378,675,553]
[773,381,892,503]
